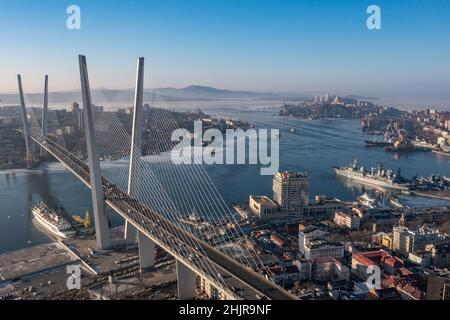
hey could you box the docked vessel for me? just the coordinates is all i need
[357,193,377,208]
[333,160,410,191]
[31,202,76,239]
[364,140,394,148]
[389,197,405,209]
[432,148,450,157]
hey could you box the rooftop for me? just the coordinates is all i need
[308,239,343,249]
[275,171,308,179]
[249,195,278,207]
[312,256,343,267]
[268,265,300,275]
[301,225,328,235]
[353,250,404,268]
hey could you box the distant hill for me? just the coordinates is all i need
[154,85,256,98]
[0,85,299,105]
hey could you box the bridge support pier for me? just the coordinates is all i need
[124,222,137,243]
[79,55,111,250]
[137,230,156,272]
[176,261,197,300]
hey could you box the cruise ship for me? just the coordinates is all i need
[31,202,76,239]
[333,160,410,191]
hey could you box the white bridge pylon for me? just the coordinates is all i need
[17,56,297,301]
[79,55,112,249]
[80,55,192,294]
[122,57,157,272]
[17,75,32,166]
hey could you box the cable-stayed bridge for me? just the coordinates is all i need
[16,55,296,300]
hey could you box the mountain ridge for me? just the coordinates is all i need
[0,85,307,104]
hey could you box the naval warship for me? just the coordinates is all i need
[333,159,410,191]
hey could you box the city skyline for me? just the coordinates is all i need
[1,0,450,106]
[1,1,450,303]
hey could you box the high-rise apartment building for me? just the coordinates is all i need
[273,171,309,214]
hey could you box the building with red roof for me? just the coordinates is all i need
[352,250,404,280]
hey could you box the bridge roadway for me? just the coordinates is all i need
[30,133,296,300]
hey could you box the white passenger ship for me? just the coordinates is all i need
[31,202,76,239]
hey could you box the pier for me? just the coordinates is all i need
[0,227,178,300]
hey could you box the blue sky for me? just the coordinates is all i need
[1,0,450,102]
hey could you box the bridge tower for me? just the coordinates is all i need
[78,55,111,250]
[125,57,157,272]
[40,75,48,157]
[17,75,33,168]
[176,261,197,300]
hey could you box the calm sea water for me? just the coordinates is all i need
[1,107,450,254]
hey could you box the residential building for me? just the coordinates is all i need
[298,225,329,255]
[352,207,370,222]
[381,233,394,250]
[304,239,344,260]
[393,225,443,257]
[334,211,361,229]
[248,195,279,220]
[267,265,308,286]
[311,256,350,282]
[352,250,404,280]
[372,232,394,250]
[294,257,349,283]
[306,196,344,217]
[426,243,450,268]
[426,272,450,300]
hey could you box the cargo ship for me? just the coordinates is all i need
[31,202,76,239]
[333,160,410,191]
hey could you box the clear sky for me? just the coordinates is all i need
[1,0,450,102]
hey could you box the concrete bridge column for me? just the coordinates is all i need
[137,231,156,272]
[176,260,197,300]
[124,222,137,243]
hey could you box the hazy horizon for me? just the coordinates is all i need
[1,1,450,110]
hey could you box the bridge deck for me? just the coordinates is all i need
[30,134,296,300]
